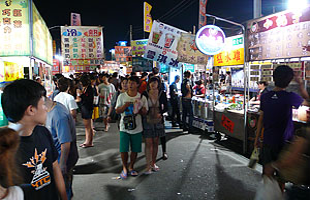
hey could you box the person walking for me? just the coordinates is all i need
[115,76,148,179]
[142,77,168,174]
[76,75,94,148]
[90,74,100,132]
[45,97,79,200]
[98,73,116,132]
[0,128,24,200]
[2,79,67,200]
[169,75,181,128]
[181,71,195,133]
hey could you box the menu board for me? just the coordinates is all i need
[305,62,310,80]
[247,6,310,61]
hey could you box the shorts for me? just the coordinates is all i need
[100,104,110,118]
[261,144,283,175]
[119,131,142,153]
[80,106,93,119]
[92,106,99,120]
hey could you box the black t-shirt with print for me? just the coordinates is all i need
[17,125,59,200]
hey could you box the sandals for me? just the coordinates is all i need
[129,170,139,177]
[151,164,160,172]
[162,153,168,160]
[79,143,94,148]
[120,170,128,180]
[143,169,153,175]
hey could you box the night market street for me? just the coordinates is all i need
[73,118,262,200]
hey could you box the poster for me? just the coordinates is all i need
[115,46,132,62]
[247,6,310,61]
[144,2,152,33]
[177,33,209,64]
[0,0,30,56]
[132,57,153,72]
[183,63,195,73]
[61,26,104,66]
[199,0,207,28]
[231,67,244,88]
[71,13,81,26]
[131,39,148,56]
[4,61,24,82]
[144,21,186,68]
[214,35,244,66]
[32,3,53,65]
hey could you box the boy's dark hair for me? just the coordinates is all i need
[226,71,231,75]
[152,67,159,75]
[58,77,70,92]
[2,79,46,123]
[103,73,110,78]
[80,75,90,87]
[184,71,191,78]
[141,72,148,78]
[257,81,268,86]
[128,76,140,85]
[273,65,294,88]
[175,75,180,81]
[112,72,118,78]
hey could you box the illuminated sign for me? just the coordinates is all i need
[195,25,226,55]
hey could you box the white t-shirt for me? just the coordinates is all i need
[116,92,148,134]
[98,83,116,106]
[3,186,24,200]
[54,92,78,112]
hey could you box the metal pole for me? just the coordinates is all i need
[130,25,133,46]
[28,0,34,79]
[205,13,248,154]
[253,0,262,19]
[193,25,196,34]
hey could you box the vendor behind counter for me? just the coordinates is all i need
[249,81,269,106]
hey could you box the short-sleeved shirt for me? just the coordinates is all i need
[116,92,148,134]
[193,85,206,95]
[46,102,79,170]
[169,82,178,100]
[54,92,78,112]
[3,186,24,200]
[98,83,116,106]
[14,125,59,200]
[181,78,193,98]
[261,91,303,146]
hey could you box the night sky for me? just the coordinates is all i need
[33,0,286,59]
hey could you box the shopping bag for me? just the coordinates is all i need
[254,176,283,200]
[248,147,260,169]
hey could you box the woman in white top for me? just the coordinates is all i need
[0,128,24,200]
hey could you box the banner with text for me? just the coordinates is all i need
[199,0,207,28]
[144,2,152,32]
[131,39,148,56]
[0,0,30,56]
[144,21,186,68]
[115,46,132,62]
[71,13,81,26]
[61,26,104,66]
[214,35,244,66]
[177,33,209,64]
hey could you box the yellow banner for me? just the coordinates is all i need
[4,61,24,82]
[144,2,152,32]
[0,0,30,56]
[214,35,244,66]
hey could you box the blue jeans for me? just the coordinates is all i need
[182,98,193,130]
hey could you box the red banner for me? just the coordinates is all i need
[221,114,235,133]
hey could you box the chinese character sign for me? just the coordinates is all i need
[144,2,152,33]
[32,3,53,65]
[61,26,105,66]
[177,33,209,64]
[71,13,81,26]
[3,61,24,82]
[214,35,244,66]
[144,21,186,68]
[115,46,132,62]
[0,0,30,56]
[199,0,207,29]
[131,39,148,56]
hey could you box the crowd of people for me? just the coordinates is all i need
[0,65,310,199]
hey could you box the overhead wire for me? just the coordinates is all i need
[158,0,191,20]
[160,0,198,23]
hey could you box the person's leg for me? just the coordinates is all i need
[182,99,188,130]
[151,137,160,168]
[104,105,110,131]
[176,101,181,126]
[83,118,93,146]
[128,133,142,172]
[171,100,177,125]
[188,101,194,131]
[145,138,153,171]
[119,131,130,175]
[160,136,167,160]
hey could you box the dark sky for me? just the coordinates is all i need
[33,0,286,59]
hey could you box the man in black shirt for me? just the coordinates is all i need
[2,79,67,200]
[169,75,181,127]
[181,71,194,133]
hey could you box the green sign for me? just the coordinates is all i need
[233,37,243,46]
[0,93,8,127]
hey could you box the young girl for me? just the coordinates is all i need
[0,128,23,200]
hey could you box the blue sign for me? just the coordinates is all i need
[195,25,226,55]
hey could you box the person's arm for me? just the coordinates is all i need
[70,110,77,121]
[116,102,131,114]
[161,92,168,113]
[265,136,308,176]
[254,111,264,148]
[53,161,68,200]
[59,142,70,175]
[139,96,148,115]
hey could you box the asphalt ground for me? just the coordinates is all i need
[72,118,262,200]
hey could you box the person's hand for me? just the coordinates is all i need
[107,116,111,122]
[76,89,82,97]
[264,163,276,177]
[124,102,131,108]
[254,136,260,148]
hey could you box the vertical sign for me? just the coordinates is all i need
[115,46,132,62]
[199,0,207,29]
[71,13,81,26]
[131,39,148,56]
[61,26,105,66]
[0,0,30,56]
[144,2,152,33]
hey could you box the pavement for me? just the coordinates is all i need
[72,118,262,200]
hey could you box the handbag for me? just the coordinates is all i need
[93,96,99,105]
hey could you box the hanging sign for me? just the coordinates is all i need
[144,2,152,32]
[131,39,148,56]
[144,21,187,68]
[195,25,226,55]
[214,35,244,66]
[115,46,132,62]
[177,33,209,64]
